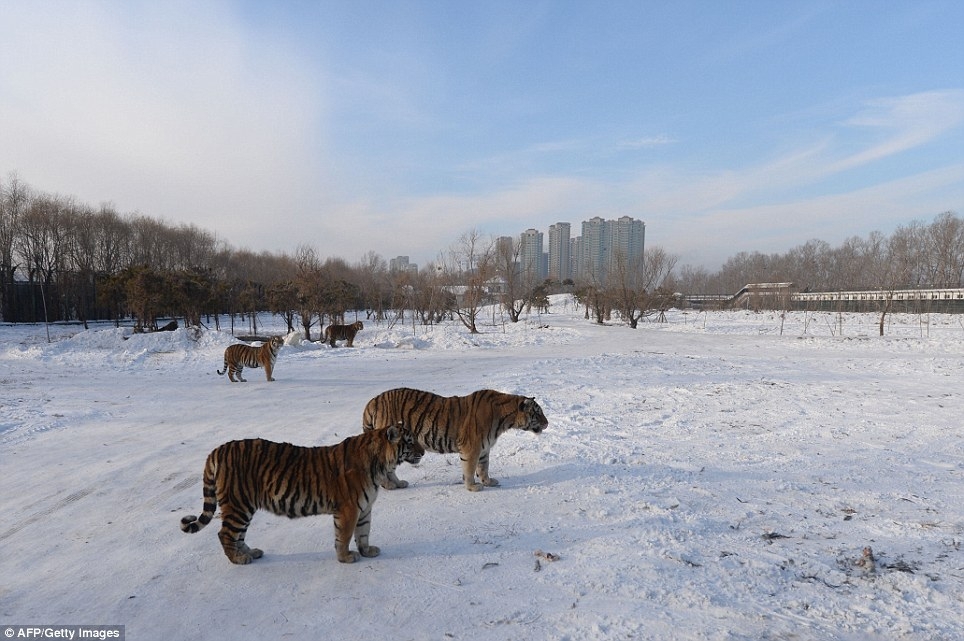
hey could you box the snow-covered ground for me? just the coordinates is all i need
[2,297,963,640]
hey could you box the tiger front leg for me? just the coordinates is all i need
[380,469,409,490]
[476,450,500,488]
[333,506,380,563]
[460,447,485,492]
[352,504,381,559]
[263,362,275,382]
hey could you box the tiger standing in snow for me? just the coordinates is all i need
[361,387,548,491]
[324,321,363,347]
[216,335,283,382]
[179,425,424,564]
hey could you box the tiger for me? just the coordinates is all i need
[216,335,283,382]
[324,320,364,347]
[179,423,424,564]
[362,388,548,492]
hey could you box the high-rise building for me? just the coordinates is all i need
[519,228,545,282]
[505,216,644,286]
[548,222,571,282]
[574,216,646,284]
[579,216,610,282]
[389,256,418,274]
[611,216,645,265]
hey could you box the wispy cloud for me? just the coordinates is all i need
[617,134,677,150]
[329,89,964,267]
[829,90,964,172]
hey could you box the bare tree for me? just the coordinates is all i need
[357,251,389,321]
[1,174,30,319]
[608,245,678,328]
[924,211,964,287]
[866,227,920,336]
[294,244,323,341]
[493,236,526,322]
[445,229,495,334]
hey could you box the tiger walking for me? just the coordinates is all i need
[362,387,548,491]
[179,425,424,564]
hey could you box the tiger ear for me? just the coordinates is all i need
[385,422,403,443]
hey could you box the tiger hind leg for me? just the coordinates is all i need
[217,507,260,564]
[231,365,246,383]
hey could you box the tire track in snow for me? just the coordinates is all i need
[0,487,95,541]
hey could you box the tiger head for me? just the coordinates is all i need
[518,397,549,434]
[385,422,424,466]
[353,321,364,331]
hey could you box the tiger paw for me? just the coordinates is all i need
[337,551,360,564]
[249,548,264,559]
[359,545,381,558]
[482,478,500,487]
[466,482,484,492]
[228,552,256,565]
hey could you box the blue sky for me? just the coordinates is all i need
[2,1,963,270]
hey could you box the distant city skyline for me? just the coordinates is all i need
[395,216,645,287]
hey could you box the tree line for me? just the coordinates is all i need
[2,173,962,333]
[670,211,964,297]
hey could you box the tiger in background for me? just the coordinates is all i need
[324,320,364,347]
[216,335,283,382]
[179,424,424,564]
[362,387,549,492]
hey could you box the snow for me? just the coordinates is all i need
[2,297,963,640]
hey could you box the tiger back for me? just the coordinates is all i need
[216,335,283,382]
[324,320,364,347]
[179,424,423,564]
[362,388,548,491]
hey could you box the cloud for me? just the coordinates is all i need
[329,88,964,268]
[658,163,964,268]
[312,175,603,266]
[0,1,326,235]
[617,134,677,150]
[829,90,964,172]
[1,2,960,276]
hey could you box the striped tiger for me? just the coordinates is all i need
[179,424,424,564]
[324,320,364,347]
[362,388,548,491]
[216,335,283,382]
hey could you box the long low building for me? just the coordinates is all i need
[685,284,964,313]
[792,288,964,313]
